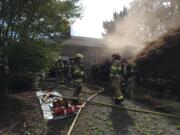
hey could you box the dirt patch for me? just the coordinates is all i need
[40,81,180,135]
[0,91,47,135]
[1,80,179,135]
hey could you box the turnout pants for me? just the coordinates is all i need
[57,70,64,83]
[73,82,83,97]
[111,77,123,98]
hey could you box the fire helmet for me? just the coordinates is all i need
[58,56,62,60]
[112,53,121,59]
[74,53,84,59]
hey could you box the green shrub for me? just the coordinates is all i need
[8,73,34,92]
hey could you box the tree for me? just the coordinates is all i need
[128,0,180,41]
[0,0,81,94]
[102,0,180,57]
[103,7,128,36]
[103,0,180,40]
[0,0,81,44]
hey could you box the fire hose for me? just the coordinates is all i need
[40,83,180,134]
[62,96,180,119]
[62,84,180,135]
[66,84,104,135]
[60,84,180,118]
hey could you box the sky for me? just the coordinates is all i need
[71,0,134,38]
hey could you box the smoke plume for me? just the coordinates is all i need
[104,0,180,58]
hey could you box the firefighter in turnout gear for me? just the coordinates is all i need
[121,58,128,96]
[55,56,64,83]
[63,60,69,84]
[67,57,74,85]
[72,53,85,103]
[110,53,124,104]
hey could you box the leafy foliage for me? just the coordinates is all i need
[129,0,180,41]
[0,0,81,44]
[134,28,180,99]
[90,60,111,84]
[103,0,180,48]
[135,28,180,79]
[0,0,81,92]
[103,7,128,36]
[3,41,58,73]
[0,0,81,72]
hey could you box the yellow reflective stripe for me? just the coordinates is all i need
[80,71,84,75]
[111,66,117,69]
[117,96,124,100]
[75,69,80,72]
[111,66,121,70]
[74,70,84,76]
[75,79,83,83]
[111,67,117,72]
[74,69,80,73]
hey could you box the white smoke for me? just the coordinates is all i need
[104,0,180,57]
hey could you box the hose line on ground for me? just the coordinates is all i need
[66,84,104,135]
[37,85,180,119]
[62,96,180,119]
[38,82,180,135]
[89,100,180,119]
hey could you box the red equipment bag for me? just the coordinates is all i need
[52,106,78,116]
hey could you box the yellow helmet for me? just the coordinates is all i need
[74,53,84,59]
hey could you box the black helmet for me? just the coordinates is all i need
[112,53,121,59]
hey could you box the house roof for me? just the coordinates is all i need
[64,36,106,48]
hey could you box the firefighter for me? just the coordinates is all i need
[63,60,69,84]
[72,53,85,103]
[110,53,124,104]
[55,56,64,83]
[67,57,74,85]
[121,58,128,96]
